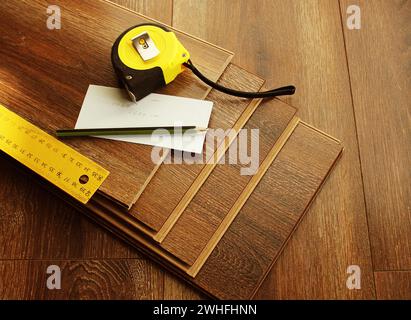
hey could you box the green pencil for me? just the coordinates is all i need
[56,126,207,138]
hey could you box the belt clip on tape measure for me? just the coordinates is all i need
[112,23,296,102]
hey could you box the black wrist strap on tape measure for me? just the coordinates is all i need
[183,59,296,98]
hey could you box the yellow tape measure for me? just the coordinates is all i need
[0,104,109,204]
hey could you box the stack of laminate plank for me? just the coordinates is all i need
[0,0,343,299]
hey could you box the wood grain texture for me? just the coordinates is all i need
[0,259,163,299]
[161,99,296,265]
[110,0,173,24]
[3,0,399,300]
[375,271,411,300]
[188,117,300,277]
[0,0,170,299]
[0,156,140,259]
[340,0,411,270]
[173,0,376,298]
[0,0,232,208]
[153,99,265,243]
[82,95,295,273]
[131,64,264,231]
[0,121,343,299]
[72,123,342,299]
[163,273,205,300]
[192,123,343,299]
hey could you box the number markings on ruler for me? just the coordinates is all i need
[0,104,109,204]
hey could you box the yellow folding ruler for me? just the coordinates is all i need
[0,104,109,204]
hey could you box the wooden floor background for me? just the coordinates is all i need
[0,0,409,299]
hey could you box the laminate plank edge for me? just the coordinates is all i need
[130,64,265,232]
[0,121,342,298]
[154,98,263,242]
[187,116,300,276]
[193,123,343,299]
[159,98,297,265]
